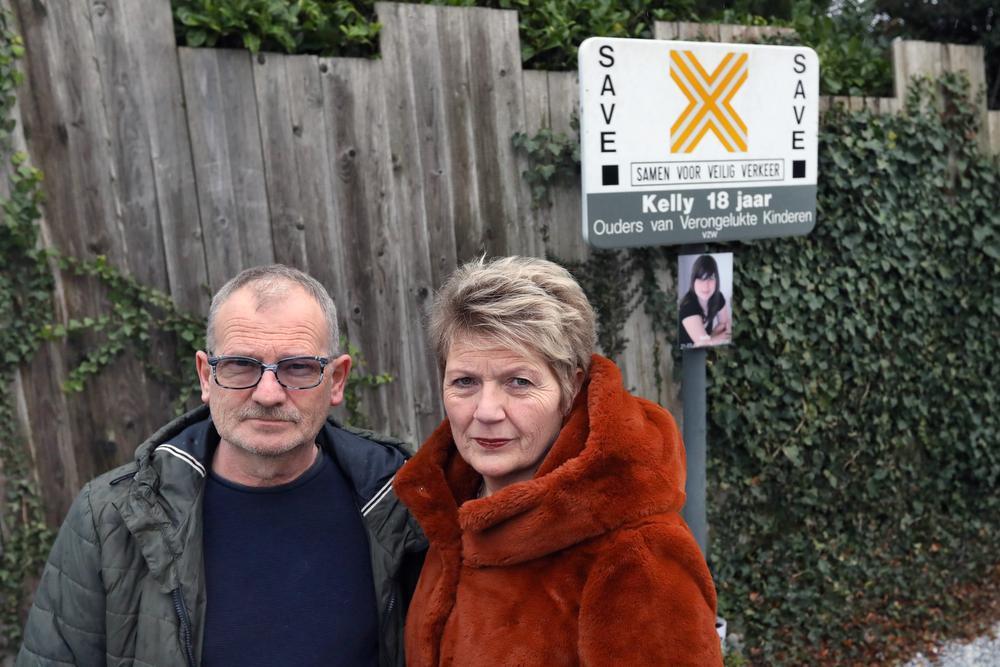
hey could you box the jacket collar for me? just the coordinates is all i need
[395,355,688,566]
[115,405,415,590]
[113,406,213,592]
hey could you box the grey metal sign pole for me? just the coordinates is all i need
[681,347,708,556]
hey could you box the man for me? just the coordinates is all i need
[17,265,426,667]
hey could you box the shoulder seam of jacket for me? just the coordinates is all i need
[361,476,395,516]
[154,444,207,477]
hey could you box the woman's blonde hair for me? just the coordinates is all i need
[430,256,597,409]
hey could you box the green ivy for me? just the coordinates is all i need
[37,255,207,413]
[174,0,380,55]
[511,115,580,207]
[0,6,54,651]
[708,73,999,664]
[341,338,394,430]
[516,74,999,664]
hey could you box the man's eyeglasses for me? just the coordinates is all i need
[207,355,330,390]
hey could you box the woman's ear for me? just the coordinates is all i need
[564,367,586,415]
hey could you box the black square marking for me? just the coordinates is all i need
[792,160,806,178]
[602,164,619,186]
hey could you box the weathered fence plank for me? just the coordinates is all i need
[945,43,992,152]
[179,48,275,294]
[619,265,682,417]
[436,6,483,265]
[463,6,532,259]
[0,1,79,525]
[88,0,193,455]
[13,0,122,268]
[0,0,35,530]
[11,3,127,496]
[376,1,445,441]
[893,39,993,150]
[251,53,310,270]
[894,39,946,100]
[90,2,169,294]
[655,21,790,43]
[516,71,549,258]
[383,4,458,286]
[0,116,73,532]
[946,44,988,100]
[521,70,550,133]
[658,22,721,41]
[252,52,347,301]
[542,71,588,264]
[10,0,181,520]
[321,57,403,430]
[519,69,553,264]
[93,0,209,313]
[989,112,1000,154]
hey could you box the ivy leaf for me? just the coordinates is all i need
[186,28,208,48]
[242,32,262,53]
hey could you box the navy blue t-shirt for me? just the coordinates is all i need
[202,447,378,666]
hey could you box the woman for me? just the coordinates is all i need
[394,256,722,665]
[678,254,732,349]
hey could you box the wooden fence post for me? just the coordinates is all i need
[893,39,993,153]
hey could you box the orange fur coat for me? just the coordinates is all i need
[394,355,723,666]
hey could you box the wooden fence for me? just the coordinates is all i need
[3,0,999,528]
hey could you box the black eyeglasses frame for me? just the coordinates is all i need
[206,355,330,390]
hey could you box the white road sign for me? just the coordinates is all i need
[579,37,819,248]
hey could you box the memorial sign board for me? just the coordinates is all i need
[579,37,819,248]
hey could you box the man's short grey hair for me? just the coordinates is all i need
[430,256,597,410]
[206,264,339,356]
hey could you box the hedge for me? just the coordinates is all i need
[171,0,892,96]
[705,74,999,663]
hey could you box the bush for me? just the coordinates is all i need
[173,0,380,55]
[789,0,893,96]
[171,0,700,61]
[171,0,894,97]
[489,0,697,69]
[708,74,999,664]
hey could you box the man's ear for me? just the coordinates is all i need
[327,354,353,407]
[196,351,212,404]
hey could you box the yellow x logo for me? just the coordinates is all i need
[670,50,748,153]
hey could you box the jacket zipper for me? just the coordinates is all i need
[383,589,397,625]
[171,588,197,667]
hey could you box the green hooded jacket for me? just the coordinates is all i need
[16,405,427,667]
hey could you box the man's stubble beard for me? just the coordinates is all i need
[219,405,311,459]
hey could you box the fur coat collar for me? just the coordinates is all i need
[396,354,688,563]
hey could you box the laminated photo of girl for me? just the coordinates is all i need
[678,253,732,349]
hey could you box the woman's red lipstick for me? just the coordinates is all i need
[474,438,510,449]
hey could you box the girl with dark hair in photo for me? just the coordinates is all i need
[678,254,732,349]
